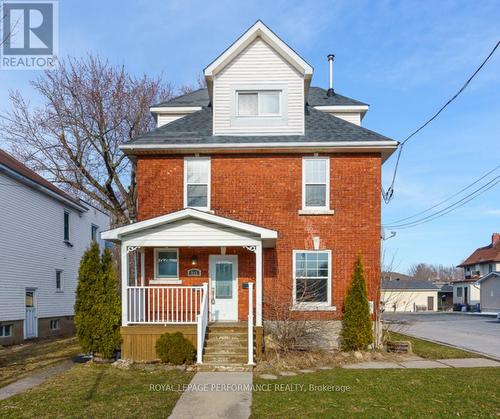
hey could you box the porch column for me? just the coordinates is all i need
[256,243,263,326]
[121,244,128,326]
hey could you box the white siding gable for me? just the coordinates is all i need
[213,37,304,136]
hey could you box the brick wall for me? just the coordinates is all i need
[137,152,381,320]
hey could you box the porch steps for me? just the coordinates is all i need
[199,323,252,372]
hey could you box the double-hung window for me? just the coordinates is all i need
[237,91,281,117]
[184,157,210,211]
[155,248,179,281]
[302,157,330,211]
[293,250,331,307]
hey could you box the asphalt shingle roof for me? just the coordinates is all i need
[128,106,394,147]
[381,279,439,291]
[153,87,367,108]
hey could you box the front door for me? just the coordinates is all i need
[24,289,37,339]
[209,255,238,321]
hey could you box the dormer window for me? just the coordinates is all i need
[237,91,281,117]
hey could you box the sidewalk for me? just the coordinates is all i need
[0,360,74,401]
[169,372,252,419]
[343,357,500,369]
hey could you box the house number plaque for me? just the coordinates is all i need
[187,268,201,277]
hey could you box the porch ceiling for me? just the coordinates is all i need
[101,208,277,248]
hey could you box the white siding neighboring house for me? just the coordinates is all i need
[381,277,439,312]
[477,272,500,313]
[0,149,109,345]
[455,233,500,311]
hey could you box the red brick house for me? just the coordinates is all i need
[102,21,397,367]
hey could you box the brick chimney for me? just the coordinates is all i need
[492,233,500,246]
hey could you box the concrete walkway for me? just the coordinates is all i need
[169,372,252,419]
[0,360,74,401]
[343,358,500,369]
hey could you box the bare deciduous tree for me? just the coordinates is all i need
[1,55,174,226]
[408,263,462,281]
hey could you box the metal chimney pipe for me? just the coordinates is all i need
[327,54,335,97]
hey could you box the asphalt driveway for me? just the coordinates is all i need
[382,312,500,360]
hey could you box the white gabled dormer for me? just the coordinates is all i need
[204,21,313,136]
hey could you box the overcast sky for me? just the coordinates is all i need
[0,0,498,273]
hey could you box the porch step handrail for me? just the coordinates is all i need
[126,285,204,325]
[196,283,209,364]
[248,282,254,365]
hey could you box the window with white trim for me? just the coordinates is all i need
[0,324,12,337]
[56,270,63,291]
[155,248,179,280]
[237,90,281,117]
[293,250,331,306]
[184,157,210,210]
[456,287,463,297]
[302,157,330,210]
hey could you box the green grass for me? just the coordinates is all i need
[0,337,81,388]
[386,332,481,359]
[0,364,193,418]
[252,368,500,418]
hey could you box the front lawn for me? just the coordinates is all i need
[253,368,500,418]
[0,337,81,388]
[0,364,193,418]
[386,331,480,359]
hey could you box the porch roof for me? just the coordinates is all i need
[101,208,278,247]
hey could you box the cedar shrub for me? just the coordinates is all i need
[340,254,373,351]
[74,242,122,358]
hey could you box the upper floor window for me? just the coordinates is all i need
[56,270,63,291]
[302,157,330,210]
[237,90,281,117]
[184,157,211,211]
[91,224,99,242]
[63,211,70,241]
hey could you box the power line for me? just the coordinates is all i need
[384,175,500,229]
[383,40,500,204]
[385,164,500,225]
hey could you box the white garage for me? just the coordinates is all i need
[381,278,439,312]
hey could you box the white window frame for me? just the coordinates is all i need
[153,248,181,284]
[236,90,282,117]
[292,250,332,309]
[184,157,211,211]
[0,324,12,337]
[91,224,99,242]
[301,157,330,212]
[55,269,63,292]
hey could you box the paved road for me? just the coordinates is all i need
[382,312,500,360]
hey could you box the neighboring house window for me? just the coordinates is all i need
[237,91,281,116]
[50,319,60,330]
[302,157,330,210]
[63,211,70,241]
[56,270,63,291]
[489,263,494,273]
[155,248,179,280]
[184,157,211,210]
[0,324,12,337]
[293,250,331,306]
[456,287,462,297]
[91,224,99,242]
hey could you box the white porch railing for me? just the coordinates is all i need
[248,282,254,365]
[196,283,209,364]
[126,285,205,324]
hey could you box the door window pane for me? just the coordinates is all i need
[157,250,178,278]
[25,291,34,307]
[215,262,233,299]
[238,93,258,116]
